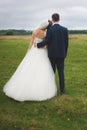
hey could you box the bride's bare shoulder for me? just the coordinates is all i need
[33,29,45,39]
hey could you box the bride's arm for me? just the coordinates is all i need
[29,32,35,49]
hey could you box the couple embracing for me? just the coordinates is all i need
[3,13,68,101]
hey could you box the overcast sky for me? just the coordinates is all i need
[0,0,87,30]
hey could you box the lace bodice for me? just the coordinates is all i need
[34,37,43,45]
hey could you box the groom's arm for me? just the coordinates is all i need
[37,28,51,48]
[65,29,69,55]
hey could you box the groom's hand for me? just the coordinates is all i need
[48,20,52,25]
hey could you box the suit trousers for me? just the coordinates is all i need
[49,57,65,92]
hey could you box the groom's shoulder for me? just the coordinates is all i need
[59,25,68,31]
[47,24,52,30]
[47,25,53,32]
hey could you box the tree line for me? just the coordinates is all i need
[0,29,32,35]
[69,30,87,34]
[0,29,87,35]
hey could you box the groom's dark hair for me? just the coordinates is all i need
[52,13,60,22]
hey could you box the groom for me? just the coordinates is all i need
[36,13,68,95]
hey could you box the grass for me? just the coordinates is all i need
[0,34,87,130]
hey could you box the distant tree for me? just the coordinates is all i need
[6,29,14,35]
[69,30,87,34]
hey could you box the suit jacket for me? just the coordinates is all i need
[37,24,68,58]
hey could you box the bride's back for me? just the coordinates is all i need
[34,29,46,43]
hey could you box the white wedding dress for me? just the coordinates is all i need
[3,37,57,101]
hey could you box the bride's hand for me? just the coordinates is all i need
[34,42,37,47]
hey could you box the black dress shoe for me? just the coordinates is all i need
[60,91,65,95]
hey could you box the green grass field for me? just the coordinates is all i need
[0,35,87,130]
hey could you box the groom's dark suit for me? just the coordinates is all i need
[37,24,68,93]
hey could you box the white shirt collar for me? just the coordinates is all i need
[53,22,59,25]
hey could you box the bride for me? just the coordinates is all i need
[3,21,57,101]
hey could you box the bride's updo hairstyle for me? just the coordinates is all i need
[39,21,49,30]
[34,21,49,39]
